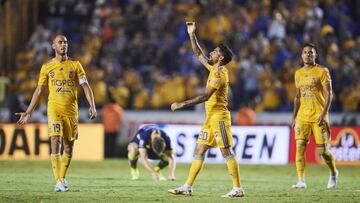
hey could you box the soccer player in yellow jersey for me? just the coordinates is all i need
[16,35,97,192]
[291,43,338,189]
[168,22,244,198]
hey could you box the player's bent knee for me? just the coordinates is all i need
[220,147,232,158]
[296,140,307,146]
[316,145,328,156]
[195,144,208,156]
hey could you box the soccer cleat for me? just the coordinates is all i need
[54,182,67,192]
[221,188,245,198]
[130,168,140,180]
[168,185,192,196]
[327,170,339,189]
[61,178,69,191]
[291,180,307,189]
[158,171,167,181]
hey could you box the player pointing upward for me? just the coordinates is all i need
[16,35,97,192]
[168,22,245,198]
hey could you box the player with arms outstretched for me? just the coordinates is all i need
[291,43,338,189]
[16,35,97,192]
[168,22,244,198]
[127,125,176,181]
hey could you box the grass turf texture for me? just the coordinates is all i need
[0,160,359,202]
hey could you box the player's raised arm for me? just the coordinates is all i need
[16,85,46,125]
[186,22,211,69]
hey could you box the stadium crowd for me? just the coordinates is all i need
[4,0,360,120]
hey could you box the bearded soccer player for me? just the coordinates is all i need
[291,43,338,189]
[168,22,244,198]
[16,35,97,192]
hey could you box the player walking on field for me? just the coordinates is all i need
[16,35,97,192]
[291,43,338,189]
[168,22,244,198]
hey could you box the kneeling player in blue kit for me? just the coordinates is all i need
[127,125,176,181]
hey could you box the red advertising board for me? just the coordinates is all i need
[289,126,360,165]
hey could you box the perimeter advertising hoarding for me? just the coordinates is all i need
[0,124,104,160]
[161,125,290,164]
[289,126,360,165]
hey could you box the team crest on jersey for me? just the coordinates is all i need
[311,77,317,85]
[49,71,55,78]
[60,67,64,71]
[69,71,75,78]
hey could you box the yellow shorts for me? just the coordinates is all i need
[48,115,78,141]
[197,115,233,148]
[294,120,330,145]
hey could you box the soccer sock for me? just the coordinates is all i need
[225,154,241,188]
[185,155,204,186]
[155,160,169,172]
[60,154,72,179]
[51,154,61,183]
[295,140,306,180]
[317,146,336,174]
[128,152,138,169]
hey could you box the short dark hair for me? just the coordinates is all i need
[218,44,233,65]
[152,136,165,154]
[303,43,318,53]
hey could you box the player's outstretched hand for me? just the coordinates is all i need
[151,172,160,181]
[15,112,30,126]
[171,102,184,111]
[168,174,176,181]
[89,107,97,120]
[186,21,196,34]
[317,114,326,125]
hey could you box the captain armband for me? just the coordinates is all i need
[78,76,88,85]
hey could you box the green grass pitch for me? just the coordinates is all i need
[0,160,359,202]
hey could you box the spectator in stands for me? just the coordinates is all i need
[101,93,124,158]
[4,0,360,122]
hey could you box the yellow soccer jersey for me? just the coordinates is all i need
[205,65,229,115]
[38,59,87,117]
[295,64,331,122]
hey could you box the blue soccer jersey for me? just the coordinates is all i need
[130,125,172,159]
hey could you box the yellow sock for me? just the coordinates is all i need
[51,154,61,183]
[128,152,138,169]
[185,156,204,186]
[226,155,241,187]
[296,141,306,179]
[318,147,336,174]
[60,154,72,179]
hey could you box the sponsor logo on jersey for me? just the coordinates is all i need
[51,79,75,86]
[56,87,72,93]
